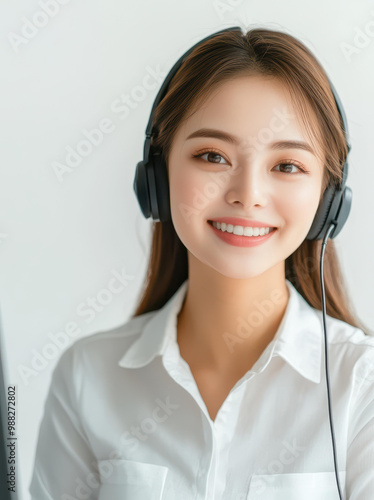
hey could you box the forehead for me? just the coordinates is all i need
[175,75,322,154]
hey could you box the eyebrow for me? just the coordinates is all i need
[186,128,316,156]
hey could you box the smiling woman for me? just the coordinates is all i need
[29,25,374,500]
[129,25,373,498]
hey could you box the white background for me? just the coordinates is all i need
[1,0,374,498]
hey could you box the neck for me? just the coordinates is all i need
[176,254,290,375]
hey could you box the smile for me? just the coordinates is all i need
[207,220,277,247]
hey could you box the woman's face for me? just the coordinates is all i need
[167,75,325,279]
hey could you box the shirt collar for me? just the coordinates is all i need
[118,278,322,384]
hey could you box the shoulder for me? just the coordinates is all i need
[53,310,157,374]
[313,309,374,378]
[311,307,374,348]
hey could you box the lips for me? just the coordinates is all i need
[207,219,277,247]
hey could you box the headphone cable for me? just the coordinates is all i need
[320,222,344,500]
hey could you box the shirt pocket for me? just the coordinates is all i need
[247,471,346,500]
[97,458,169,500]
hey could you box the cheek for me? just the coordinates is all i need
[277,180,321,227]
[169,167,214,223]
[170,170,195,205]
[168,169,203,249]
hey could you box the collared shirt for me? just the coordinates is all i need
[29,278,374,500]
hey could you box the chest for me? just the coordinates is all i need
[189,366,249,422]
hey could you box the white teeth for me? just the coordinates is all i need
[212,221,274,237]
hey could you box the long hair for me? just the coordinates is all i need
[130,25,371,335]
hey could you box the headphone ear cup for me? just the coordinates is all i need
[133,152,171,222]
[306,186,337,240]
[329,186,352,239]
[306,184,352,240]
[133,160,152,219]
[152,152,172,222]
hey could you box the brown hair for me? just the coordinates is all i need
[131,25,371,335]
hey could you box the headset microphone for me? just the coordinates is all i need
[133,27,353,500]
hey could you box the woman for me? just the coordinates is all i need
[30,26,374,500]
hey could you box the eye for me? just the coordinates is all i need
[192,149,308,175]
[192,148,228,165]
[273,161,307,175]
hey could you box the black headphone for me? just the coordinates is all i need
[133,26,353,240]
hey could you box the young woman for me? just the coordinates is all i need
[30,26,373,500]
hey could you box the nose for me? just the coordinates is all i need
[225,162,269,209]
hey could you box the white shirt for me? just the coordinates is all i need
[29,278,374,500]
